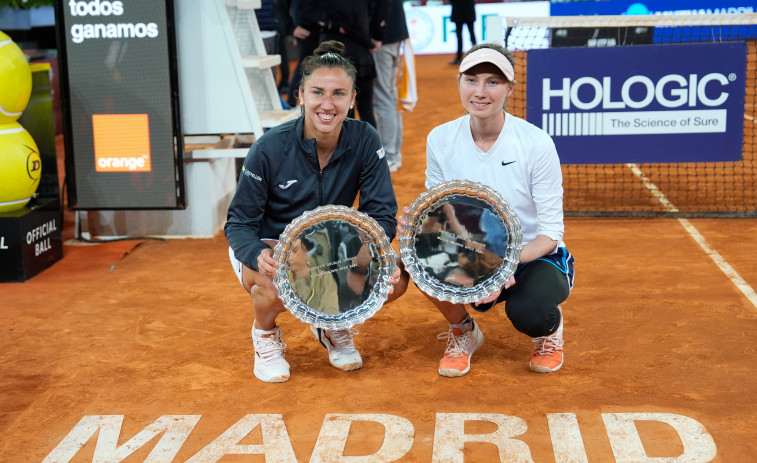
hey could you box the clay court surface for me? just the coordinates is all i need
[3,54,757,462]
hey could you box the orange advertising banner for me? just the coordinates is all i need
[92,114,152,172]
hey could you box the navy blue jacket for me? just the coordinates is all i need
[225,116,398,271]
[255,0,279,32]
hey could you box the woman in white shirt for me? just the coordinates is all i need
[409,43,575,377]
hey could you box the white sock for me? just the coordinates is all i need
[253,325,278,336]
[450,314,474,333]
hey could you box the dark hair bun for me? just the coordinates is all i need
[298,39,357,90]
[314,40,346,57]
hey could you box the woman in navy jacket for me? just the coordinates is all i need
[226,40,408,383]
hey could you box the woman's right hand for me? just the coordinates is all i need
[257,248,279,277]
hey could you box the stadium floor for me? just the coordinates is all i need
[3,54,757,462]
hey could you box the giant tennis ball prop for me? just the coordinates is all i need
[0,122,41,212]
[0,32,40,213]
[0,31,32,125]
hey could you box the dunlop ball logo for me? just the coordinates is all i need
[26,145,42,182]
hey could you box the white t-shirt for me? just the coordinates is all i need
[426,112,565,248]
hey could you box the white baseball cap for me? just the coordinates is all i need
[459,48,514,81]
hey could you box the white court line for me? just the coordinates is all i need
[627,163,757,309]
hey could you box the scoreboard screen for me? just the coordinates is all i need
[55,0,184,209]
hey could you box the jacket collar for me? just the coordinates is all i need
[291,115,351,165]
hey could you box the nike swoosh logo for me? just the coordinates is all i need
[278,180,298,189]
[501,161,516,166]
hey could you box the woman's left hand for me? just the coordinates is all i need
[474,275,515,305]
[397,206,411,235]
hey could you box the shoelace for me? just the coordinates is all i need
[255,334,287,360]
[328,328,359,349]
[532,332,564,355]
[437,330,473,358]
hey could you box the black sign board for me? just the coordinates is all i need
[0,198,63,282]
[54,0,184,209]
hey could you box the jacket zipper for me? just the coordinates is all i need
[318,168,324,205]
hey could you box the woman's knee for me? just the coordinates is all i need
[251,281,277,301]
[506,299,561,338]
[241,266,280,305]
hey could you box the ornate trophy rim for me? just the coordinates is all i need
[272,205,396,330]
[399,179,523,304]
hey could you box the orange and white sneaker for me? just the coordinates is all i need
[438,321,484,377]
[529,314,564,373]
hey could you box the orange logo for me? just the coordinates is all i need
[93,114,152,172]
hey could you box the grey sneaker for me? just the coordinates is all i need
[251,325,290,382]
[311,326,363,371]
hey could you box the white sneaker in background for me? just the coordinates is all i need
[311,326,363,371]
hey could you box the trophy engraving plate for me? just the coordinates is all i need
[272,205,396,330]
[399,180,523,304]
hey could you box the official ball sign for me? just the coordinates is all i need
[526,42,747,164]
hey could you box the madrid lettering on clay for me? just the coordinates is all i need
[42,412,718,462]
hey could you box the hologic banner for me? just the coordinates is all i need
[526,42,747,164]
[550,0,756,16]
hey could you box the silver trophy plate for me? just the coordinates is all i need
[399,180,523,304]
[272,205,396,330]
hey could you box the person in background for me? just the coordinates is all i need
[373,0,410,173]
[449,0,477,65]
[255,0,280,81]
[226,41,409,383]
[273,0,293,95]
[400,43,575,377]
[298,0,389,129]
[287,0,322,107]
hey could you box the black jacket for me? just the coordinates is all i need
[451,0,476,24]
[383,0,409,44]
[225,116,398,271]
[298,0,388,49]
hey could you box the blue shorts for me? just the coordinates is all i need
[521,246,575,291]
